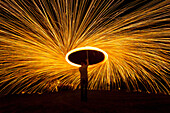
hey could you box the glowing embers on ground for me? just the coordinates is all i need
[65,47,108,67]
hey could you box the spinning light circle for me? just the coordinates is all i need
[65,47,108,67]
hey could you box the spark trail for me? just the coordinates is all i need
[0,0,169,95]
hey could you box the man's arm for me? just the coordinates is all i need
[86,50,89,66]
[86,59,89,66]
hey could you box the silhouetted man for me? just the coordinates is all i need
[79,59,89,102]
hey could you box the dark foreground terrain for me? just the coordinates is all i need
[0,90,169,113]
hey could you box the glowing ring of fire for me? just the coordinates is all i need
[65,47,108,67]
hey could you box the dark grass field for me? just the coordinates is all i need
[0,90,169,113]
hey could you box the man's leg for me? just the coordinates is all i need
[81,80,85,101]
[84,83,87,101]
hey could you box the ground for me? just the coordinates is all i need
[0,90,169,113]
